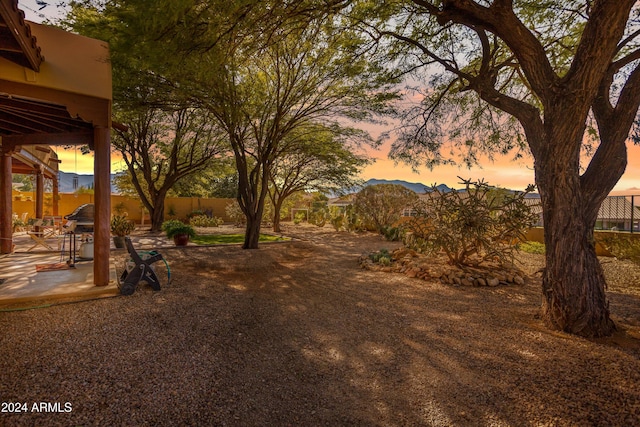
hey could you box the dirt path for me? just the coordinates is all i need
[1,224,639,426]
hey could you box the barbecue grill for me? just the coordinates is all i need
[64,204,94,233]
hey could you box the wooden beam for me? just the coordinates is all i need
[1,80,110,128]
[0,150,12,253]
[93,125,111,286]
[2,130,94,146]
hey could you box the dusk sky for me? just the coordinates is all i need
[23,1,640,194]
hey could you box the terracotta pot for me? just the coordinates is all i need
[173,233,190,246]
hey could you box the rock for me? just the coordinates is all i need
[513,275,525,285]
[461,278,473,287]
[477,278,487,286]
[406,268,421,278]
[488,277,500,287]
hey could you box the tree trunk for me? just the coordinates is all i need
[272,198,284,233]
[148,192,167,232]
[540,202,614,337]
[244,214,261,249]
[535,132,616,337]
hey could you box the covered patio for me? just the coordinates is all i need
[0,0,112,286]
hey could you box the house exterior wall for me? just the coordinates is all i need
[0,22,111,102]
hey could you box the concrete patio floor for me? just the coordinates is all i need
[0,232,131,304]
[0,226,246,305]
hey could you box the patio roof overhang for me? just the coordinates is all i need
[0,0,43,71]
[0,0,112,286]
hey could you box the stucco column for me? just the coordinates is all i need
[93,125,111,286]
[0,147,12,254]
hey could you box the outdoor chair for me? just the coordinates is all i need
[27,219,61,251]
[118,237,166,295]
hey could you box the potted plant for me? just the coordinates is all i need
[111,213,135,248]
[162,220,195,246]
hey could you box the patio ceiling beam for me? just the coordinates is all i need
[2,130,94,147]
[11,147,57,178]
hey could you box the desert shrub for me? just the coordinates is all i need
[225,201,246,226]
[308,194,329,227]
[344,204,365,232]
[189,214,223,227]
[329,206,345,231]
[519,241,546,254]
[404,178,538,266]
[381,225,404,242]
[596,234,640,265]
[354,184,419,233]
[293,211,306,224]
[369,248,391,264]
[186,209,206,220]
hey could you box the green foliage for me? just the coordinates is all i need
[381,226,404,242]
[369,248,392,266]
[225,201,246,226]
[354,184,418,233]
[293,212,307,225]
[596,235,640,265]
[161,220,196,239]
[404,179,538,266]
[12,174,34,192]
[308,194,329,227]
[189,215,224,227]
[329,206,345,231]
[110,214,135,237]
[519,241,546,255]
[192,234,287,245]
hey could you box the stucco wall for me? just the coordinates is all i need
[11,191,234,223]
[524,227,640,257]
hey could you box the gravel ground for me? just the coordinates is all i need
[1,224,640,426]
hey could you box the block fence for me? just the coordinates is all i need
[11,191,235,224]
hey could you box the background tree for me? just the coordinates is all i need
[65,1,231,231]
[113,106,227,231]
[355,0,640,337]
[170,160,238,198]
[354,184,418,233]
[268,123,370,232]
[185,13,397,248]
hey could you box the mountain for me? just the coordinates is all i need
[58,171,119,193]
[362,179,451,194]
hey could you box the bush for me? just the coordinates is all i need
[189,215,223,227]
[225,201,246,226]
[519,241,546,254]
[381,226,404,242]
[404,178,538,266]
[293,211,306,225]
[110,213,135,236]
[369,248,391,264]
[354,184,419,233]
[161,220,196,239]
[596,234,640,265]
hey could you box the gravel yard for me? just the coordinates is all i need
[1,224,639,426]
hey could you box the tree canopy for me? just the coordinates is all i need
[351,0,640,337]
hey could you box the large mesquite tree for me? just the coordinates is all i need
[188,14,397,249]
[358,0,640,337]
